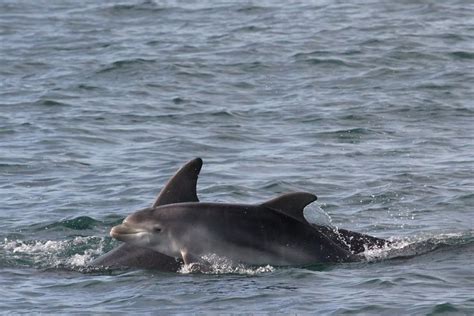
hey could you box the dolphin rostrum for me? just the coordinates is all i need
[108,158,389,269]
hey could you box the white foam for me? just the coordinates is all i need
[178,253,275,275]
[359,232,467,262]
[2,236,107,268]
[359,239,410,261]
[4,239,67,254]
[67,250,97,267]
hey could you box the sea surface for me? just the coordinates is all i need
[1,0,473,314]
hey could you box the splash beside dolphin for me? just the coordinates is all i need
[92,158,388,271]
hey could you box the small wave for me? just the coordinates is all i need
[76,84,101,91]
[217,61,269,72]
[34,99,70,107]
[176,70,215,79]
[235,5,270,14]
[316,128,383,143]
[359,232,474,262]
[30,216,102,231]
[295,57,352,67]
[232,25,269,33]
[292,51,359,67]
[449,51,474,60]
[100,1,168,16]
[0,127,15,136]
[96,58,157,74]
[429,302,461,314]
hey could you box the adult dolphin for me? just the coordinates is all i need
[89,158,204,271]
[109,159,389,269]
[111,193,355,267]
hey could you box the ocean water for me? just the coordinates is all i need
[1,0,473,314]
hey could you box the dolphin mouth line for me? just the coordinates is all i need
[110,224,147,239]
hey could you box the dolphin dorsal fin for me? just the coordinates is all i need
[152,158,203,207]
[261,192,317,223]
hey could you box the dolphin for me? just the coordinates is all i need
[109,159,389,269]
[110,194,356,267]
[89,158,203,271]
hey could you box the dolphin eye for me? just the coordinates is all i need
[153,226,162,233]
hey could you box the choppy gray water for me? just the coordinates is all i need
[1,0,473,314]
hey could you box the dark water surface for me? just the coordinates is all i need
[1,0,473,314]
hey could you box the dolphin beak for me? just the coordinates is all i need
[110,222,146,241]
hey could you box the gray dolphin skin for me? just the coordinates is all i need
[89,158,203,271]
[104,158,388,270]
